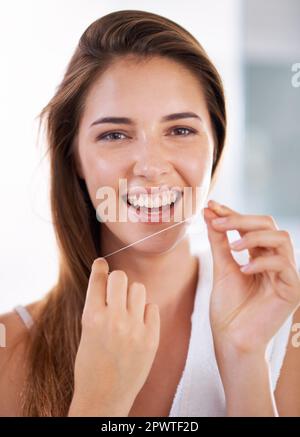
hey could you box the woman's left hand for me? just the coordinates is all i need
[204,200,300,355]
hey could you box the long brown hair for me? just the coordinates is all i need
[22,10,227,416]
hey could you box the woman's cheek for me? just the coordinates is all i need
[179,150,212,213]
[177,145,212,184]
[92,159,129,213]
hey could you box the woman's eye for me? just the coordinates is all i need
[96,127,196,142]
[96,131,127,141]
[171,127,196,137]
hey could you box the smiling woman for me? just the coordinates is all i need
[73,53,217,251]
[0,9,299,418]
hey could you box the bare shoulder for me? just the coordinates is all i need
[0,301,42,416]
[275,304,300,416]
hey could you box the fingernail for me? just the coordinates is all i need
[208,199,220,208]
[92,257,109,272]
[240,263,252,272]
[230,238,243,248]
[209,199,225,210]
[212,217,227,225]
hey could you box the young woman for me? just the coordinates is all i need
[0,10,299,417]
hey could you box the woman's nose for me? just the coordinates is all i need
[132,147,172,181]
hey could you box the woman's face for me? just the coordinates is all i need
[75,55,215,255]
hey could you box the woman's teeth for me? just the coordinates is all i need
[127,191,179,209]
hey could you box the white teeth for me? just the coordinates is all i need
[127,191,179,209]
[139,195,145,207]
[143,195,151,208]
[162,192,169,206]
[153,197,160,208]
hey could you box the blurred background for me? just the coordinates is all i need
[0,0,299,312]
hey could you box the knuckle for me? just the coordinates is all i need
[131,282,146,292]
[265,215,276,227]
[131,281,145,288]
[280,230,290,237]
[109,270,128,282]
[280,230,292,243]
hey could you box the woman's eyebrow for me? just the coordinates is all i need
[89,112,202,128]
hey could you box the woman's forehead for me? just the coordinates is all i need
[82,57,207,127]
[90,56,203,97]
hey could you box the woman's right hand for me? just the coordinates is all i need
[68,257,160,417]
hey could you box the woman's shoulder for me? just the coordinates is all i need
[0,301,42,416]
[0,301,42,343]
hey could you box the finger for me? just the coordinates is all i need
[208,200,279,260]
[106,270,128,311]
[230,230,296,266]
[85,258,110,312]
[208,200,279,235]
[127,282,146,321]
[240,255,299,296]
[203,207,237,276]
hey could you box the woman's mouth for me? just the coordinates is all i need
[124,190,183,224]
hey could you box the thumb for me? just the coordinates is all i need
[203,207,236,277]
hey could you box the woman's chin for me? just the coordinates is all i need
[120,223,188,255]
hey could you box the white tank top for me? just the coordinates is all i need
[14,244,295,417]
[14,304,34,329]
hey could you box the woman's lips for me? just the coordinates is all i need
[125,191,182,224]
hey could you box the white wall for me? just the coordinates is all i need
[0,0,243,312]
